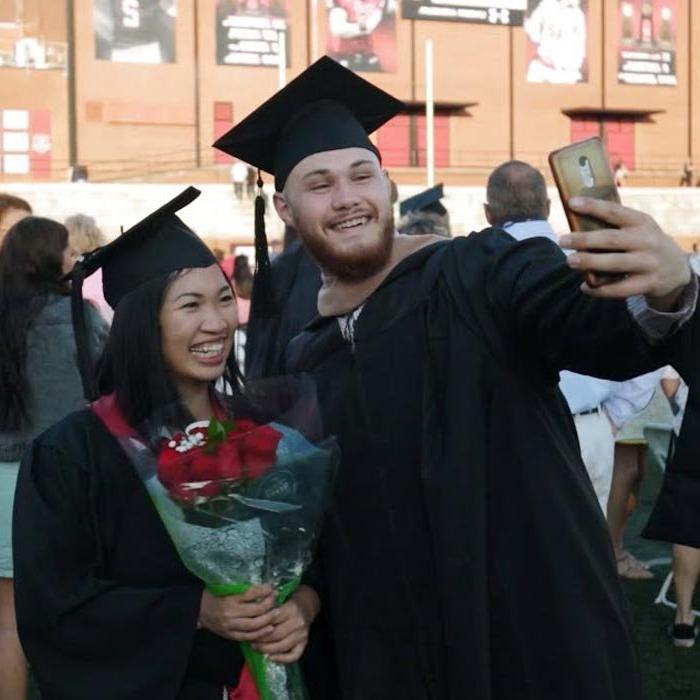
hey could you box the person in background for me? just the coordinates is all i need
[0,194,32,243]
[232,255,253,325]
[657,367,700,647]
[246,165,256,200]
[614,161,629,188]
[231,161,248,201]
[65,213,111,322]
[605,372,664,580]
[398,183,451,238]
[680,160,694,187]
[688,242,700,275]
[485,160,662,579]
[0,217,108,700]
[219,243,236,280]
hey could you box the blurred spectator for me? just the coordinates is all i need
[614,161,629,188]
[0,217,108,699]
[220,243,235,280]
[64,214,112,322]
[233,254,253,325]
[398,184,451,238]
[246,164,256,200]
[231,161,247,201]
[606,371,664,580]
[399,209,451,238]
[680,160,694,187]
[688,242,700,276]
[660,367,700,647]
[0,194,32,243]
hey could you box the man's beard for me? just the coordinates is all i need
[299,215,395,281]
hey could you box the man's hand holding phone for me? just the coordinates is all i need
[559,197,691,312]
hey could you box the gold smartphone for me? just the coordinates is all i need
[549,137,622,287]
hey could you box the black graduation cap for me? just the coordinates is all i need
[70,186,216,400]
[399,184,447,218]
[212,56,405,318]
[213,56,405,191]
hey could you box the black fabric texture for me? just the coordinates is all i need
[279,230,697,699]
[12,409,243,700]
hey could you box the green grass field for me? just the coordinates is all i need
[618,439,700,700]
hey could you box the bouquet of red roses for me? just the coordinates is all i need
[156,417,283,507]
[92,380,337,700]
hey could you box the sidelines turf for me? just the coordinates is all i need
[622,426,700,700]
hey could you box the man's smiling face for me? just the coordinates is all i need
[274,147,395,280]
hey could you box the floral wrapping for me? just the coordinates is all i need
[92,378,337,700]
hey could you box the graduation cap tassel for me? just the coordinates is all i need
[69,261,98,402]
[250,169,276,319]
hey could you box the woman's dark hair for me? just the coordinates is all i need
[0,217,70,431]
[97,271,241,435]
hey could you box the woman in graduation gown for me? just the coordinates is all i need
[12,189,319,700]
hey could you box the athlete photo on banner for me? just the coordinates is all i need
[326,0,397,73]
[216,0,289,67]
[524,0,588,84]
[618,0,677,86]
[93,0,176,63]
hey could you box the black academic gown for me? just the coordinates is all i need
[13,409,244,700]
[286,230,696,700]
[643,273,700,547]
[245,240,322,379]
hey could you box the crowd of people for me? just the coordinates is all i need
[0,57,698,700]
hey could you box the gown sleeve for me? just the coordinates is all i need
[456,231,697,380]
[12,437,206,700]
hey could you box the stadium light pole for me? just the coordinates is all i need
[310,0,319,62]
[425,38,435,187]
[66,0,78,174]
[278,29,287,89]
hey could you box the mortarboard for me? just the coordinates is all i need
[70,186,216,400]
[212,56,405,318]
[213,56,404,192]
[399,184,447,218]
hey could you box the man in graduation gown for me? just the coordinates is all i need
[214,57,699,699]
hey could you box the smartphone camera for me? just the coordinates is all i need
[577,156,595,188]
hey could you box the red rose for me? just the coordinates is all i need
[188,446,223,483]
[157,451,193,487]
[239,424,282,481]
[214,439,245,481]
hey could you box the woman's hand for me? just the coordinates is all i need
[252,585,320,664]
[198,584,279,642]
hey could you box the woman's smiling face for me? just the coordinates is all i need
[159,264,237,394]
